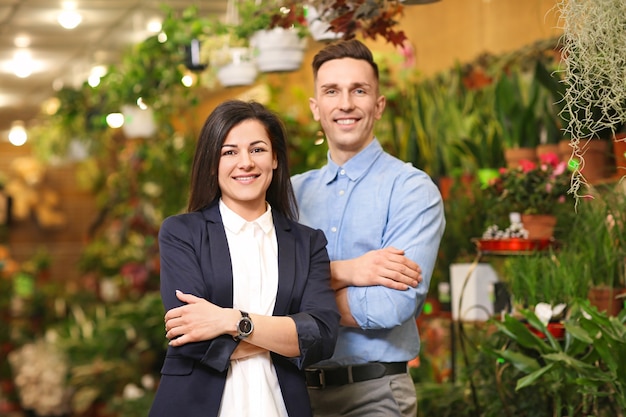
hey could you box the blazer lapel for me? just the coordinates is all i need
[203,204,234,308]
[273,212,296,314]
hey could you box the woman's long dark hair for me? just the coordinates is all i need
[187,100,298,220]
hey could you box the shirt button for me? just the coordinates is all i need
[339,190,345,196]
[331,227,337,233]
[340,169,345,175]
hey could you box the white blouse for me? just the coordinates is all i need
[218,200,288,417]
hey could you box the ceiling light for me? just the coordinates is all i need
[11,50,34,78]
[58,10,83,29]
[14,35,31,48]
[8,121,27,146]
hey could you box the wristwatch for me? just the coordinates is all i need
[235,310,254,341]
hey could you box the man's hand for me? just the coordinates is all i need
[331,247,422,290]
[164,290,239,347]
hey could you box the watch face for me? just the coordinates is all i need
[239,317,253,335]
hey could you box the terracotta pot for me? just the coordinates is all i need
[588,286,626,316]
[612,133,626,177]
[520,214,557,240]
[504,147,537,169]
[436,174,474,201]
[558,139,573,165]
[536,144,560,159]
[572,139,612,183]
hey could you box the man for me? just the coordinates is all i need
[291,39,446,417]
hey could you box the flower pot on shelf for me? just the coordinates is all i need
[558,139,572,165]
[587,286,626,317]
[612,133,626,177]
[504,147,537,169]
[572,138,612,183]
[520,213,557,240]
[250,28,307,73]
[536,143,560,159]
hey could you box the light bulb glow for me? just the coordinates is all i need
[58,10,83,29]
[106,113,125,128]
[8,123,27,146]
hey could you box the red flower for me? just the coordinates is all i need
[519,159,537,173]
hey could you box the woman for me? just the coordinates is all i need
[148,100,340,417]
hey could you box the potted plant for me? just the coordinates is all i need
[566,183,626,315]
[482,152,572,239]
[483,301,626,416]
[305,0,408,46]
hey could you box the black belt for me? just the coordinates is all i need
[305,362,407,389]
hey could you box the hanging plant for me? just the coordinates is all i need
[556,0,626,195]
[308,0,408,46]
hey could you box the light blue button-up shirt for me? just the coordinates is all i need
[291,139,445,365]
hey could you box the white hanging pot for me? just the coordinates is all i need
[216,47,258,87]
[121,104,157,139]
[305,6,342,41]
[250,28,307,73]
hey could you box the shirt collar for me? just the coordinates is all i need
[321,138,383,183]
[219,199,274,234]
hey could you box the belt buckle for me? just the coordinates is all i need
[308,368,326,389]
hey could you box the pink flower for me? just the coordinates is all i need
[552,161,567,176]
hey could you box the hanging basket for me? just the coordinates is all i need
[216,47,258,87]
[121,104,157,139]
[250,28,307,73]
[305,6,342,41]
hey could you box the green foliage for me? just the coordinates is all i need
[503,249,589,307]
[52,292,166,414]
[234,0,308,40]
[565,183,626,288]
[493,68,543,149]
[483,301,626,416]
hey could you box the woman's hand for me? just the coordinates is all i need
[164,290,239,346]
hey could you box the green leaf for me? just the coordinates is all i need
[562,322,593,344]
[490,347,541,374]
[516,363,555,390]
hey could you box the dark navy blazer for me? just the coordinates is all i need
[148,202,340,417]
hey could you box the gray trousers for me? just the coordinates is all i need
[308,373,417,417]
